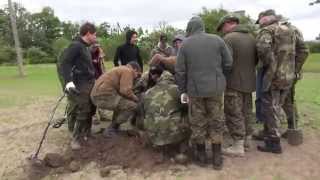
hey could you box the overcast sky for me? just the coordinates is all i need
[1,0,320,40]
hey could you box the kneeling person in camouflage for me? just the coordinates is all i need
[90,62,142,137]
[143,72,190,158]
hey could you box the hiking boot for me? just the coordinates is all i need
[70,139,81,150]
[212,143,223,170]
[223,140,245,157]
[244,135,252,151]
[257,137,282,154]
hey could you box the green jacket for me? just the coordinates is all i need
[223,25,257,93]
[175,17,233,97]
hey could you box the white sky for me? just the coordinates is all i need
[1,0,320,40]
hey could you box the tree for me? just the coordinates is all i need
[8,0,25,77]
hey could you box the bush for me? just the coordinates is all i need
[307,41,320,53]
[52,37,70,58]
[0,45,16,65]
[27,46,52,64]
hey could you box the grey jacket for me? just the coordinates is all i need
[175,17,233,97]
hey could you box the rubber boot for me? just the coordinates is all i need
[257,137,282,154]
[212,143,223,170]
[223,140,245,157]
[194,144,207,166]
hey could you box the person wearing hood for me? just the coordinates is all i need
[216,15,257,157]
[150,33,174,58]
[175,16,233,170]
[114,30,143,70]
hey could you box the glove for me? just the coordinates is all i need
[180,93,189,104]
[65,82,79,94]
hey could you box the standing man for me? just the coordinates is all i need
[150,34,174,58]
[175,16,232,170]
[281,21,309,138]
[256,9,297,153]
[216,15,257,156]
[59,22,97,150]
[114,30,143,70]
[91,62,142,138]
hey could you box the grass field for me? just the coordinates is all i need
[0,54,319,125]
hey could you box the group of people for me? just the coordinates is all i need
[57,9,309,170]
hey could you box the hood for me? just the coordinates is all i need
[126,30,137,44]
[186,16,205,36]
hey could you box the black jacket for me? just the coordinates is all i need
[113,30,143,70]
[59,37,95,86]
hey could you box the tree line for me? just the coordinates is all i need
[0,3,318,66]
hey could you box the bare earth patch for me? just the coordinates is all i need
[1,101,320,180]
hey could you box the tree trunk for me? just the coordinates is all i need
[8,0,25,77]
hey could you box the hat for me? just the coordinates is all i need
[216,14,240,32]
[255,9,276,24]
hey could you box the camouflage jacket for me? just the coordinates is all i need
[150,43,174,58]
[256,22,298,91]
[143,71,189,146]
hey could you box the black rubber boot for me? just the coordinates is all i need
[257,137,282,154]
[195,144,207,166]
[212,143,223,170]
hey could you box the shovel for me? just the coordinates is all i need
[287,102,303,146]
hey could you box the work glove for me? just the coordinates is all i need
[65,82,79,95]
[180,93,189,104]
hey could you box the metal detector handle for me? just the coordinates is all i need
[32,92,66,159]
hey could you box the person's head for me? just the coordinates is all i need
[80,22,97,45]
[126,30,138,45]
[172,35,185,50]
[256,9,278,27]
[217,15,240,33]
[127,61,142,78]
[149,65,164,82]
[159,34,168,45]
[186,16,205,37]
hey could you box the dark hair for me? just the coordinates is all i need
[149,65,164,76]
[127,61,142,72]
[80,22,96,36]
[160,34,167,41]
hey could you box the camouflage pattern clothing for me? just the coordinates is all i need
[224,89,254,140]
[143,72,190,146]
[91,93,137,125]
[189,95,225,144]
[281,22,309,129]
[150,43,174,58]
[256,21,297,138]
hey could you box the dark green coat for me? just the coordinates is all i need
[175,17,233,97]
[223,25,257,93]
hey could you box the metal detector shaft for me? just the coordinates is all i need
[32,93,66,159]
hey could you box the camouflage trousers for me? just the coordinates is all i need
[67,82,96,140]
[188,96,225,144]
[224,89,254,140]
[260,89,289,138]
[91,93,138,125]
[283,82,299,129]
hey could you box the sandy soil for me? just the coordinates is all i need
[1,99,320,180]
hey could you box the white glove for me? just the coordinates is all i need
[65,82,76,92]
[180,93,189,104]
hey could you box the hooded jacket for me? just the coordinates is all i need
[175,16,233,97]
[113,30,143,70]
[223,25,257,93]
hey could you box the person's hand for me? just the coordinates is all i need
[180,93,189,104]
[65,82,79,94]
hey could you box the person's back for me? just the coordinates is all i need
[176,17,232,97]
[144,71,189,146]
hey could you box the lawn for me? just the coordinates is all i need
[0,54,319,116]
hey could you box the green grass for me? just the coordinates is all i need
[0,55,319,128]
